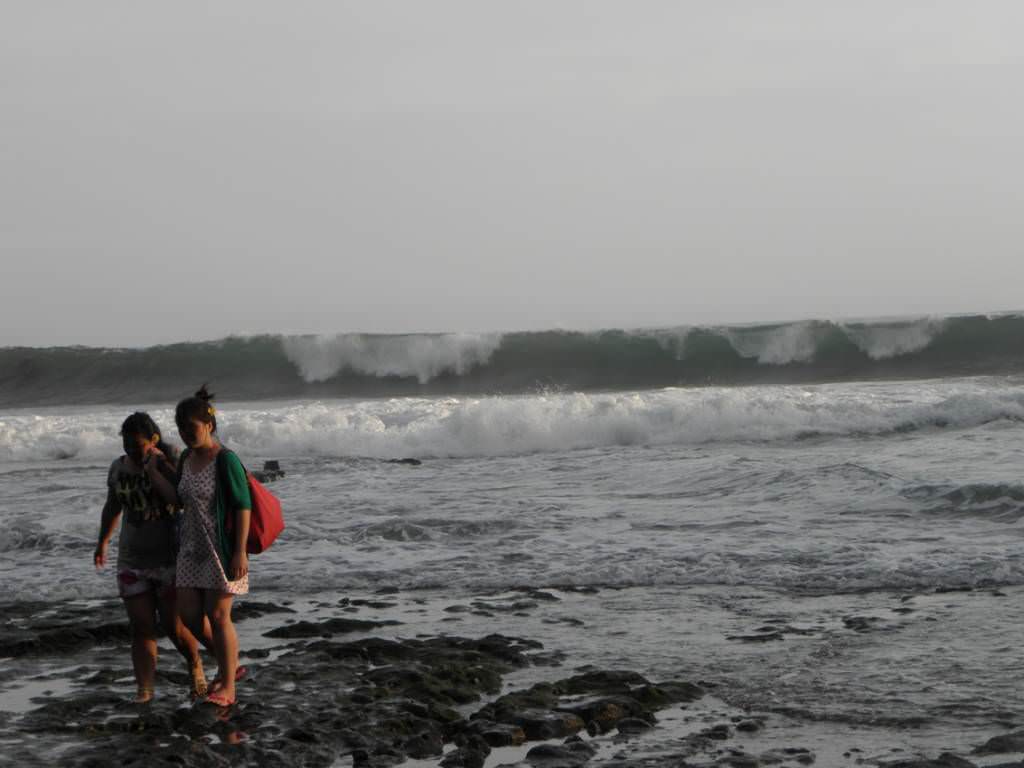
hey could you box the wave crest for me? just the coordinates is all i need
[4,381,1022,462]
[2,313,1023,406]
[724,321,826,364]
[841,317,946,361]
[281,333,502,383]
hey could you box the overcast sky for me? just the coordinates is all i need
[3,2,1023,346]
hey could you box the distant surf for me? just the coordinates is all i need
[2,312,1023,406]
[3,378,1023,463]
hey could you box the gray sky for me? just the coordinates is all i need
[3,1,1023,346]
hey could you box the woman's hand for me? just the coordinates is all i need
[229,551,249,581]
[94,542,108,569]
[143,447,167,474]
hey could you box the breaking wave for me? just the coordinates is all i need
[2,313,1024,406]
[2,379,1023,462]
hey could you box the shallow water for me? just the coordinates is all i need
[2,376,1024,759]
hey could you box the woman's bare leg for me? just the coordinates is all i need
[155,587,207,696]
[123,592,159,702]
[204,591,239,702]
[176,587,206,645]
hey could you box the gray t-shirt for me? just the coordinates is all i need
[106,456,178,569]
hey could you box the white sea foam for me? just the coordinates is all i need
[716,317,945,364]
[722,321,826,364]
[637,326,694,359]
[3,379,1021,463]
[842,317,945,360]
[280,333,502,383]
[0,410,122,463]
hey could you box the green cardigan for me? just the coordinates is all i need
[178,448,252,569]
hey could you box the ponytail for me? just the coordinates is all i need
[175,384,218,433]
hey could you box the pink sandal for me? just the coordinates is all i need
[207,665,247,694]
[203,691,235,707]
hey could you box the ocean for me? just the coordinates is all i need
[2,313,1024,765]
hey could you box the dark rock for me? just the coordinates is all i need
[701,723,731,741]
[507,709,586,740]
[466,720,527,747]
[232,600,296,621]
[557,670,649,694]
[475,667,701,746]
[13,629,547,767]
[977,730,1024,754]
[881,753,975,767]
[727,630,785,643]
[6,592,713,768]
[616,717,654,735]
[634,682,703,707]
[441,746,487,768]
[555,696,638,732]
[735,718,763,733]
[511,588,561,602]
[721,754,759,768]
[0,620,131,658]
[285,727,320,743]
[251,461,285,482]
[525,741,597,767]
[404,729,445,759]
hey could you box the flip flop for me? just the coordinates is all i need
[208,666,247,694]
[203,691,235,707]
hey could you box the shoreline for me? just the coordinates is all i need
[3,586,1024,766]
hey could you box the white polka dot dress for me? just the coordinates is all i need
[176,458,249,595]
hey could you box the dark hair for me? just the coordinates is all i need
[120,412,174,457]
[175,384,217,433]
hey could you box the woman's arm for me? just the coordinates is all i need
[145,451,181,508]
[230,508,251,580]
[222,451,252,580]
[94,487,122,568]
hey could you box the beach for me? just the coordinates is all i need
[3,324,1024,765]
[7,0,1024,760]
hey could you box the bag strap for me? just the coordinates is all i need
[176,447,191,483]
[215,447,241,476]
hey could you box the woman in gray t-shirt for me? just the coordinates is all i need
[94,412,212,703]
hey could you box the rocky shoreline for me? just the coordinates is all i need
[2,594,1024,768]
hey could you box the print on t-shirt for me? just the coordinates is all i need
[114,468,172,525]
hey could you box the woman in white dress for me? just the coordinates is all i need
[150,385,251,707]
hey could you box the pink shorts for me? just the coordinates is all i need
[117,566,177,599]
